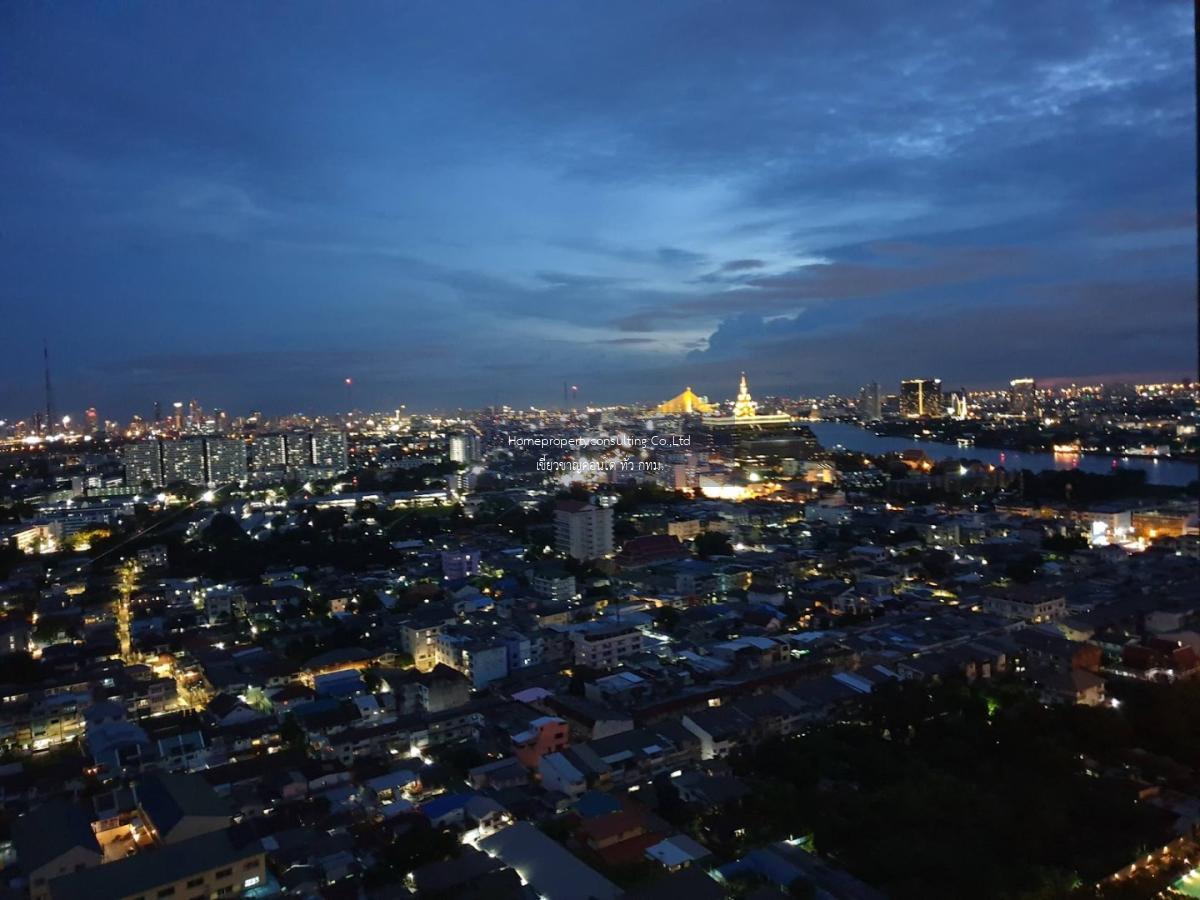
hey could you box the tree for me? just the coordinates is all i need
[280,714,308,754]
[375,819,459,876]
[695,531,733,559]
[203,513,245,545]
[651,606,682,634]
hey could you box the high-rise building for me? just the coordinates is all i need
[204,437,248,485]
[1009,378,1038,419]
[899,378,943,418]
[949,390,969,420]
[857,383,882,420]
[251,432,347,474]
[285,433,313,468]
[85,407,99,434]
[172,402,185,431]
[312,431,349,471]
[161,438,206,485]
[254,434,288,470]
[448,431,480,464]
[554,499,614,561]
[123,441,164,489]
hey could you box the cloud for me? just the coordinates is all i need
[0,0,1193,413]
[684,278,1197,394]
[656,246,708,267]
[535,271,636,288]
[616,239,1035,330]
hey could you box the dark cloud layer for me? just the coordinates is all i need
[0,0,1194,416]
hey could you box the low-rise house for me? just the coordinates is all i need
[984,585,1067,623]
[12,800,103,900]
[511,715,569,769]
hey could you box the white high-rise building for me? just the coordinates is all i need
[858,382,882,420]
[161,438,206,485]
[285,433,314,468]
[448,431,480,464]
[204,437,248,485]
[123,441,164,489]
[554,499,614,561]
[255,434,288,470]
[312,431,349,472]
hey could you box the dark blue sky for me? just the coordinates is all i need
[1,0,1195,418]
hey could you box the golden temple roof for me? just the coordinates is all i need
[655,386,716,415]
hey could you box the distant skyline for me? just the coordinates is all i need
[2,1,1196,419]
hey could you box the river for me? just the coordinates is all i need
[807,420,1199,487]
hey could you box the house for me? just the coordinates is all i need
[47,825,266,900]
[205,693,263,728]
[1034,668,1106,706]
[420,792,476,829]
[512,716,569,769]
[12,800,103,900]
[136,771,232,844]
[569,622,643,668]
[984,585,1067,623]
[529,562,577,601]
[616,535,689,570]
[468,757,529,791]
[681,707,746,760]
[645,834,712,871]
[478,822,623,900]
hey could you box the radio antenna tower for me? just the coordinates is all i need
[43,339,55,434]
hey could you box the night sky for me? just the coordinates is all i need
[1,1,1195,418]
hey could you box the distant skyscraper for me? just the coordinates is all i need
[153,400,162,424]
[85,407,99,434]
[857,383,882,420]
[1009,378,1038,419]
[949,390,969,420]
[900,378,943,418]
[448,431,481,464]
[172,401,185,431]
[42,340,55,437]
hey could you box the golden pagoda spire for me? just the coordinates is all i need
[733,371,758,418]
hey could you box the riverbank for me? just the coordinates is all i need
[809,420,1199,488]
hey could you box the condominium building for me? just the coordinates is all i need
[554,500,614,561]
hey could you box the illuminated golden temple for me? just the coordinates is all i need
[655,386,716,415]
[703,373,793,427]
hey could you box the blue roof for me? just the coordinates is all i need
[573,791,622,819]
[717,848,804,887]
[420,792,475,819]
[313,669,366,697]
[291,697,344,719]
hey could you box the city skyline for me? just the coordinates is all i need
[2,1,1196,418]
